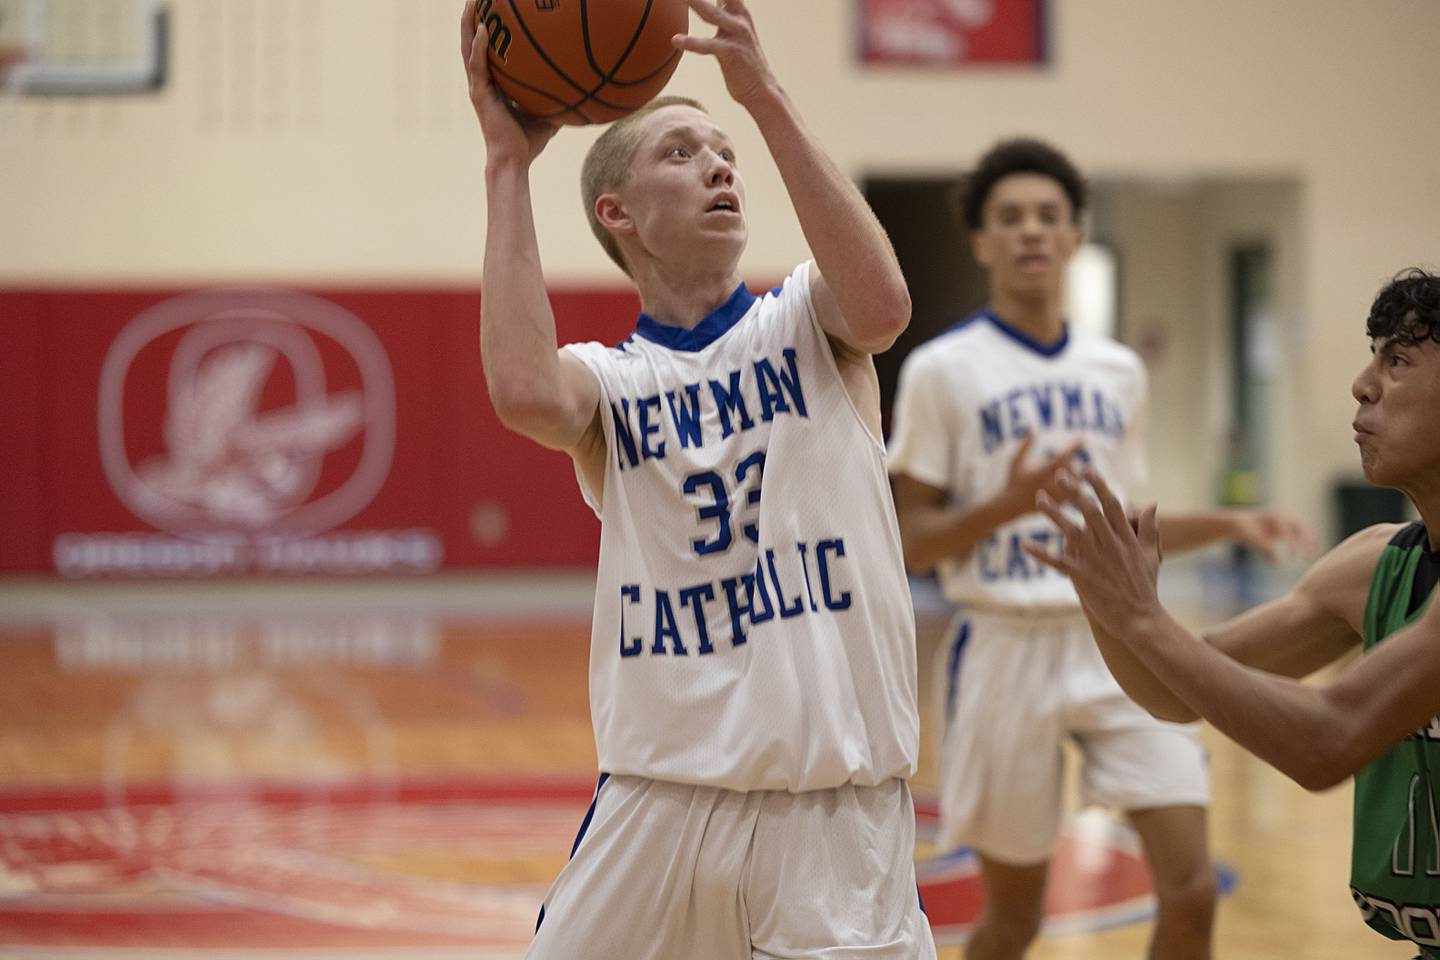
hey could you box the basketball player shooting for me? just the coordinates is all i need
[1026,268,1440,958]
[462,0,937,957]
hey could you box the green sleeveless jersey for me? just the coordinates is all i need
[1354,522,1440,955]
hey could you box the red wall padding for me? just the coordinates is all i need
[0,287,643,577]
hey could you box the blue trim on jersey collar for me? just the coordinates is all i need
[634,283,757,352]
[981,308,1070,357]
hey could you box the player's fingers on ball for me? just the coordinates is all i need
[461,0,477,56]
[672,33,724,54]
[715,0,753,28]
[684,0,732,27]
[468,20,489,74]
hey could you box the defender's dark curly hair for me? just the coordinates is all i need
[958,137,1087,231]
[1366,268,1440,346]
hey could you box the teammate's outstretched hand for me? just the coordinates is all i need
[462,0,558,165]
[1226,508,1319,564]
[1024,467,1165,642]
[673,0,778,110]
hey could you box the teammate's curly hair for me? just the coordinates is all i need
[1366,268,1440,346]
[958,137,1087,231]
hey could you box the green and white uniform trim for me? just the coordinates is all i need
[1354,522,1440,956]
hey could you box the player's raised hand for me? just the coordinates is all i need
[1025,467,1166,642]
[1226,508,1320,564]
[673,0,777,110]
[1003,434,1087,515]
[461,0,558,165]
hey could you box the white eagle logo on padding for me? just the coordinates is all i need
[139,342,364,527]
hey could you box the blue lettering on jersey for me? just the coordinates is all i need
[797,541,819,612]
[611,399,642,470]
[720,571,756,647]
[611,348,808,467]
[619,584,642,657]
[638,395,665,461]
[666,384,704,449]
[651,590,687,656]
[978,380,1127,454]
[1005,532,1030,579]
[1062,383,1085,429]
[978,528,1068,583]
[710,370,755,440]
[754,349,808,422]
[618,536,850,658]
[817,538,852,611]
[980,404,1005,452]
[766,548,806,618]
[1029,383,1056,428]
[677,583,716,654]
[750,554,776,625]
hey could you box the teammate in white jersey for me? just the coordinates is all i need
[887,138,1312,960]
[464,1,936,957]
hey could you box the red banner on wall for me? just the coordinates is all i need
[0,287,645,577]
[858,0,1047,67]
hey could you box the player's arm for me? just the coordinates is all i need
[674,0,909,355]
[893,434,1084,573]
[464,3,601,454]
[1076,528,1382,723]
[1033,470,1414,791]
[1155,508,1318,562]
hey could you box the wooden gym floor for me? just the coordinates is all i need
[0,562,1412,958]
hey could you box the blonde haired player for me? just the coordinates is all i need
[463,0,937,957]
[888,138,1312,959]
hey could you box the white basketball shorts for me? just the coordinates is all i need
[528,775,938,960]
[932,607,1210,865]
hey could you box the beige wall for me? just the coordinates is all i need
[3,0,1438,533]
[1097,179,1305,522]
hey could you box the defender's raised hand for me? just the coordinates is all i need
[1025,467,1166,641]
[461,0,558,165]
[673,0,777,109]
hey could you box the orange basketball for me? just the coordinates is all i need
[475,0,689,126]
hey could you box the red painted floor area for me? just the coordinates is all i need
[0,778,1178,951]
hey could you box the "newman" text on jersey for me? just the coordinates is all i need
[610,348,808,469]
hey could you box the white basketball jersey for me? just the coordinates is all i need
[887,309,1148,612]
[562,261,919,793]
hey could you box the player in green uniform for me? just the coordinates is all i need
[1355,521,1440,951]
[1024,266,1440,956]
